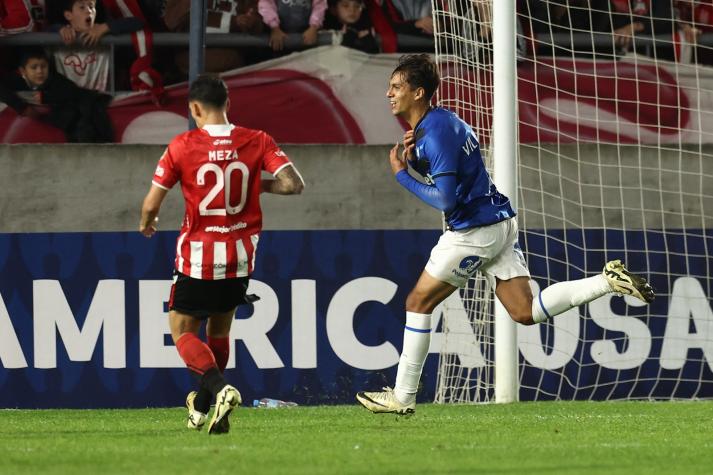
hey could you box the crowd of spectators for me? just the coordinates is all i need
[0,0,434,78]
[0,0,434,142]
[519,0,712,62]
[2,0,713,142]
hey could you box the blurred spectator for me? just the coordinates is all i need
[365,0,431,52]
[51,0,144,91]
[136,0,169,31]
[376,0,432,36]
[607,0,683,59]
[676,0,712,32]
[164,0,263,74]
[523,0,611,57]
[258,0,326,51]
[0,0,47,35]
[162,0,262,33]
[104,0,164,101]
[0,47,113,142]
[48,0,163,102]
[673,1,706,62]
[520,0,698,62]
[323,0,378,53]
[0,0,48,74]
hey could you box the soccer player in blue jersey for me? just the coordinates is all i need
[356,54,654,415]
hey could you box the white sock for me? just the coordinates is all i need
[394,312,432,404]
[532,275,612,323]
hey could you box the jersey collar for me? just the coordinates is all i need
[414,106,435,133]
[202,124,235,137]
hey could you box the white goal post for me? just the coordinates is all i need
[434,0,713,403]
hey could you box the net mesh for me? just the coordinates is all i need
[433,0,713,402]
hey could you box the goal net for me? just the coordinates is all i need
[433,0,713,402]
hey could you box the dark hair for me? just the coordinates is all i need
[19,47,50,67]
[328,0,364,8]
[391,54,440,102]
[64,0,94,12]
[188,74,229,109]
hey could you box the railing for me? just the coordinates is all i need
[4,30,710,93]
[0,31,434,94]
[534,32,713,49]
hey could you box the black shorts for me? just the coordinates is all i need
[168,271,252,319]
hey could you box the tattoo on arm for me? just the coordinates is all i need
[262,165,305,195]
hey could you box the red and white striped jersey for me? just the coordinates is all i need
[152,123,291,280]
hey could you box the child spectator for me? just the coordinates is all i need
[0,0,48,75]
[323,0,378,53]
[0,47,114,142]
[258,0,326,51]
[52,0,137,91]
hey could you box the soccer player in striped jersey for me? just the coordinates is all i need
[139,74,304,434]
[356,54,654,415]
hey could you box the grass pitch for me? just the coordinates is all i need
[1,401,711,475]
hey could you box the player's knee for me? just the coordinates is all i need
[509,310,535,326]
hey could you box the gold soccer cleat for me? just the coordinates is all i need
[356,387,415,415]
[186,391,206,431]
[208,385,241,435]
[603,260,655,303]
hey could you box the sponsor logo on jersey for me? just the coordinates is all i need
[155,165,164,177]
[275,150,287,157]
[204,222,248,233]
[213,139,232,145]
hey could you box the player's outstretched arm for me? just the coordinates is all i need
[139,185,169,237]
[261,164,305,195]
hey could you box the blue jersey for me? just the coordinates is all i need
[410,107,515,230]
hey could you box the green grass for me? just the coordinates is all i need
[1,402,712,475]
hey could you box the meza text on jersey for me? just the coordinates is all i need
[209,149,239,162]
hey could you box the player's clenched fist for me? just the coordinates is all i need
[389,142,407,175]
[139,216,158,238]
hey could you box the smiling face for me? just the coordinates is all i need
[386,72,423,117]
[64,0,96,33]
[20,57,49,87]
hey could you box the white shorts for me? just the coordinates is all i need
[425,217,531,288]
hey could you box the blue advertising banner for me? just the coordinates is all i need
[0,229,711,408]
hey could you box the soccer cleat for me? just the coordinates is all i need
[356,387,415,415]
[207,385,241,435]
[603,260,655,303]
[186,391,206,431]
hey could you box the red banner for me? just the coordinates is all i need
[2,47,711,145]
